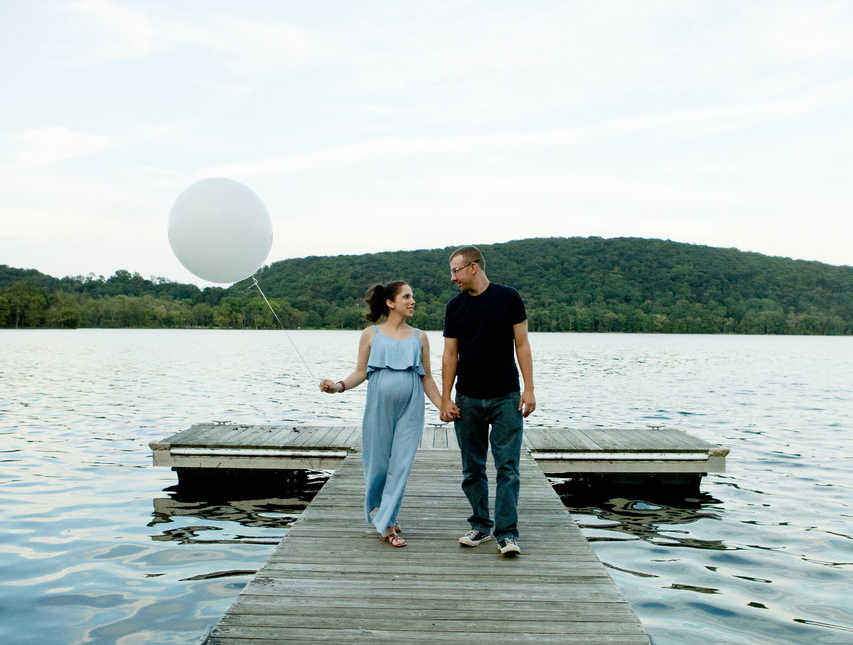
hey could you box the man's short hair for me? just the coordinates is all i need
[449,246,485,272]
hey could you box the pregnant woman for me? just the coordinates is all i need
[320,281,442,547]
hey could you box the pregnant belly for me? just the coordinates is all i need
[369,368,419,408]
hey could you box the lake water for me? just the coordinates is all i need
[1,329,851,644]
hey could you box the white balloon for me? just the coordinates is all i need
[168,177,272,284]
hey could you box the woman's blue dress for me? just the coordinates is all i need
[362,326,425,534]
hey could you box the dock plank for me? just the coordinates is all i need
[210,629,649,644]
[261,425,304,445]
[432,425,449,449]
[335,425,361,451]
[206,450,650,644]
[321,425,360,448]
[172,424,272,447]
[283,425,333,447]
[526,427,604,451]
[216,614,644,634]
[419,425,434,449]
[228,596,640,619]
[580,428,711,452]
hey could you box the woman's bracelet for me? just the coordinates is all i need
[337,380,346,393]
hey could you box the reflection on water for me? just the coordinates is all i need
[150,473,328,549]
[149,472,329,547]
[553,479,728,550]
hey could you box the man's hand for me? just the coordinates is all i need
[518,389,536,417]
[440,400,460,423]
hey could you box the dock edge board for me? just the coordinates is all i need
[151,447,726,474]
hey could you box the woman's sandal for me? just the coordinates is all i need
[380,532,407,548]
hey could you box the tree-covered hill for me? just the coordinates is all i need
[235,237,853,334]
[2,237,852,333]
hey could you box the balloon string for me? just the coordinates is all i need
[251,277,314,380]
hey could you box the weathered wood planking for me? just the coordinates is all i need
[524,427,728,473]
[151,424,357,471]
[151,424,727,474]
[206,450,650,644]
[421,424,457,451]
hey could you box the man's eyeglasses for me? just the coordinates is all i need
[450,261,475,276]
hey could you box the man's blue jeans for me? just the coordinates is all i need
[454,392,523,540]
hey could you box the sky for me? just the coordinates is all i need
[1,1,851,287]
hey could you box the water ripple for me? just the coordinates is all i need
[2,330,852,644]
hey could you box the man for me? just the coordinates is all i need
[440,246,535,556]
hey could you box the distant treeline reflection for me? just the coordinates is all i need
[2,237,851,334]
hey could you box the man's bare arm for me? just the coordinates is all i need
[513,320,536,417]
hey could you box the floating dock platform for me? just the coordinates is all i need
[151,423,727,481]
[149,424,727,643]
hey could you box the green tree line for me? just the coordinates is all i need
[2,237,852,333]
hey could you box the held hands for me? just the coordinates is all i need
[319,379,343,394]
[440,400,460,423]
[518,389,536,418]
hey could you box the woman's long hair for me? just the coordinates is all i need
[364,281,407,322]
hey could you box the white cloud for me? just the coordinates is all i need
[203,14,330,74]
[3,126,110,167]
[61,0,165,64]
[751,2,853,61]
[59,0,329,72]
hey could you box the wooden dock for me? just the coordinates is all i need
[205,449,651,644]
[150,424,728,640]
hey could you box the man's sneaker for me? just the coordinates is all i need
[497,536,521,556]
[458,529,492,547]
